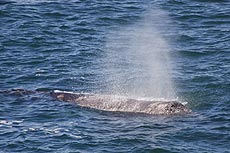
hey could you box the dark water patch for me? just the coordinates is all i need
[0,0,15,5]
[42,12,69,18]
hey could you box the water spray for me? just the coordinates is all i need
[103,9,176,100]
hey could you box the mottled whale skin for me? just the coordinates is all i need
[0,89,191,115]
[50,90,191,115]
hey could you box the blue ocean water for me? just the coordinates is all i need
[0,0,229,152]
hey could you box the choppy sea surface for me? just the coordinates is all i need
[0,0,229,152]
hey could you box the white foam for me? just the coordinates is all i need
[0,120,23,126]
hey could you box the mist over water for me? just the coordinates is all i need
[104,9,176,100]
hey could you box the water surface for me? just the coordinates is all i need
[0,0,229,152]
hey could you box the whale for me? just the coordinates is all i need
[0,89,191,115]
[50,90,191,115]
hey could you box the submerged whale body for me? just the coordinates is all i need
[0,89,191,115]
[50,90,191,115]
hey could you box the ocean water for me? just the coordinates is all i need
[0,0,229,152]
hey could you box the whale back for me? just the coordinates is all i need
[0,89,191,115]
[50,91,191,115]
